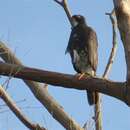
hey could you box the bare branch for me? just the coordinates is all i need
[94,11,118,130]
[104,11,117,78]
[113,0,130,80]
[0,61,127,105]
[94,96,101,129]
[0,99,26,107]
[54,0,74,27]
[0,85,46,130]
[112,0,130,105]
[54,0,63,5]
[0,42,83,130]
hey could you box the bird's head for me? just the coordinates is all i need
[72,15,86,27]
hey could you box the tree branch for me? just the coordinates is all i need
[0,85,46,130]
[0,61,127,104]
[0,42,83,130]
[54,0,74,27]
[104,12,117,78]
[113,0,130,105]
[94,11,118,130]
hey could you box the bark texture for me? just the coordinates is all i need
[113,0,130,105]
[0,62,127,105]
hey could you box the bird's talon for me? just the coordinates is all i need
[78,73,85,80]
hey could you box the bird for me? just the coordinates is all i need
[65,15,98,105]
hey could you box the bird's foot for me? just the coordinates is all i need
[78,73,85,80]
[75,73,94,80]
[75,73,88,80]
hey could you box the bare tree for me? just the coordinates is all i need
[0,0,130,130]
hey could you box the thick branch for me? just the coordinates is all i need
[0,85,45,130]
[113,0,130,105]
[113,0,130,80]
[0,61,127,104]
[0,42,83,130]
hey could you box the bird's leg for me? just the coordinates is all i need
[75,73,87,80]
[75,72,93,80]
[78,73,85,80]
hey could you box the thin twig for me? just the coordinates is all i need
[0,106,43,114]
[0,85,46,130]
[0,99,26,107]
[104,11,117,78]
[54,0,74,27]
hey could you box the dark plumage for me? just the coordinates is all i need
[66,15,98,105]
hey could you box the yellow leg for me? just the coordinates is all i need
[78,73,85,80]
[74,73,91,80]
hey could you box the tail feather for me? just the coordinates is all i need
[87,90,98,105]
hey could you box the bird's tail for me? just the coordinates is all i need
[86,90,98,105]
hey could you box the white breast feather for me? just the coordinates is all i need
[73,49,80,63]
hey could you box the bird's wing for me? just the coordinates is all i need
[65,28,77,54]
[87,28,98,71]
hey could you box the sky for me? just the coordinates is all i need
[0,0,130,130]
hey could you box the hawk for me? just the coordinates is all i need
[65,15,98,105]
